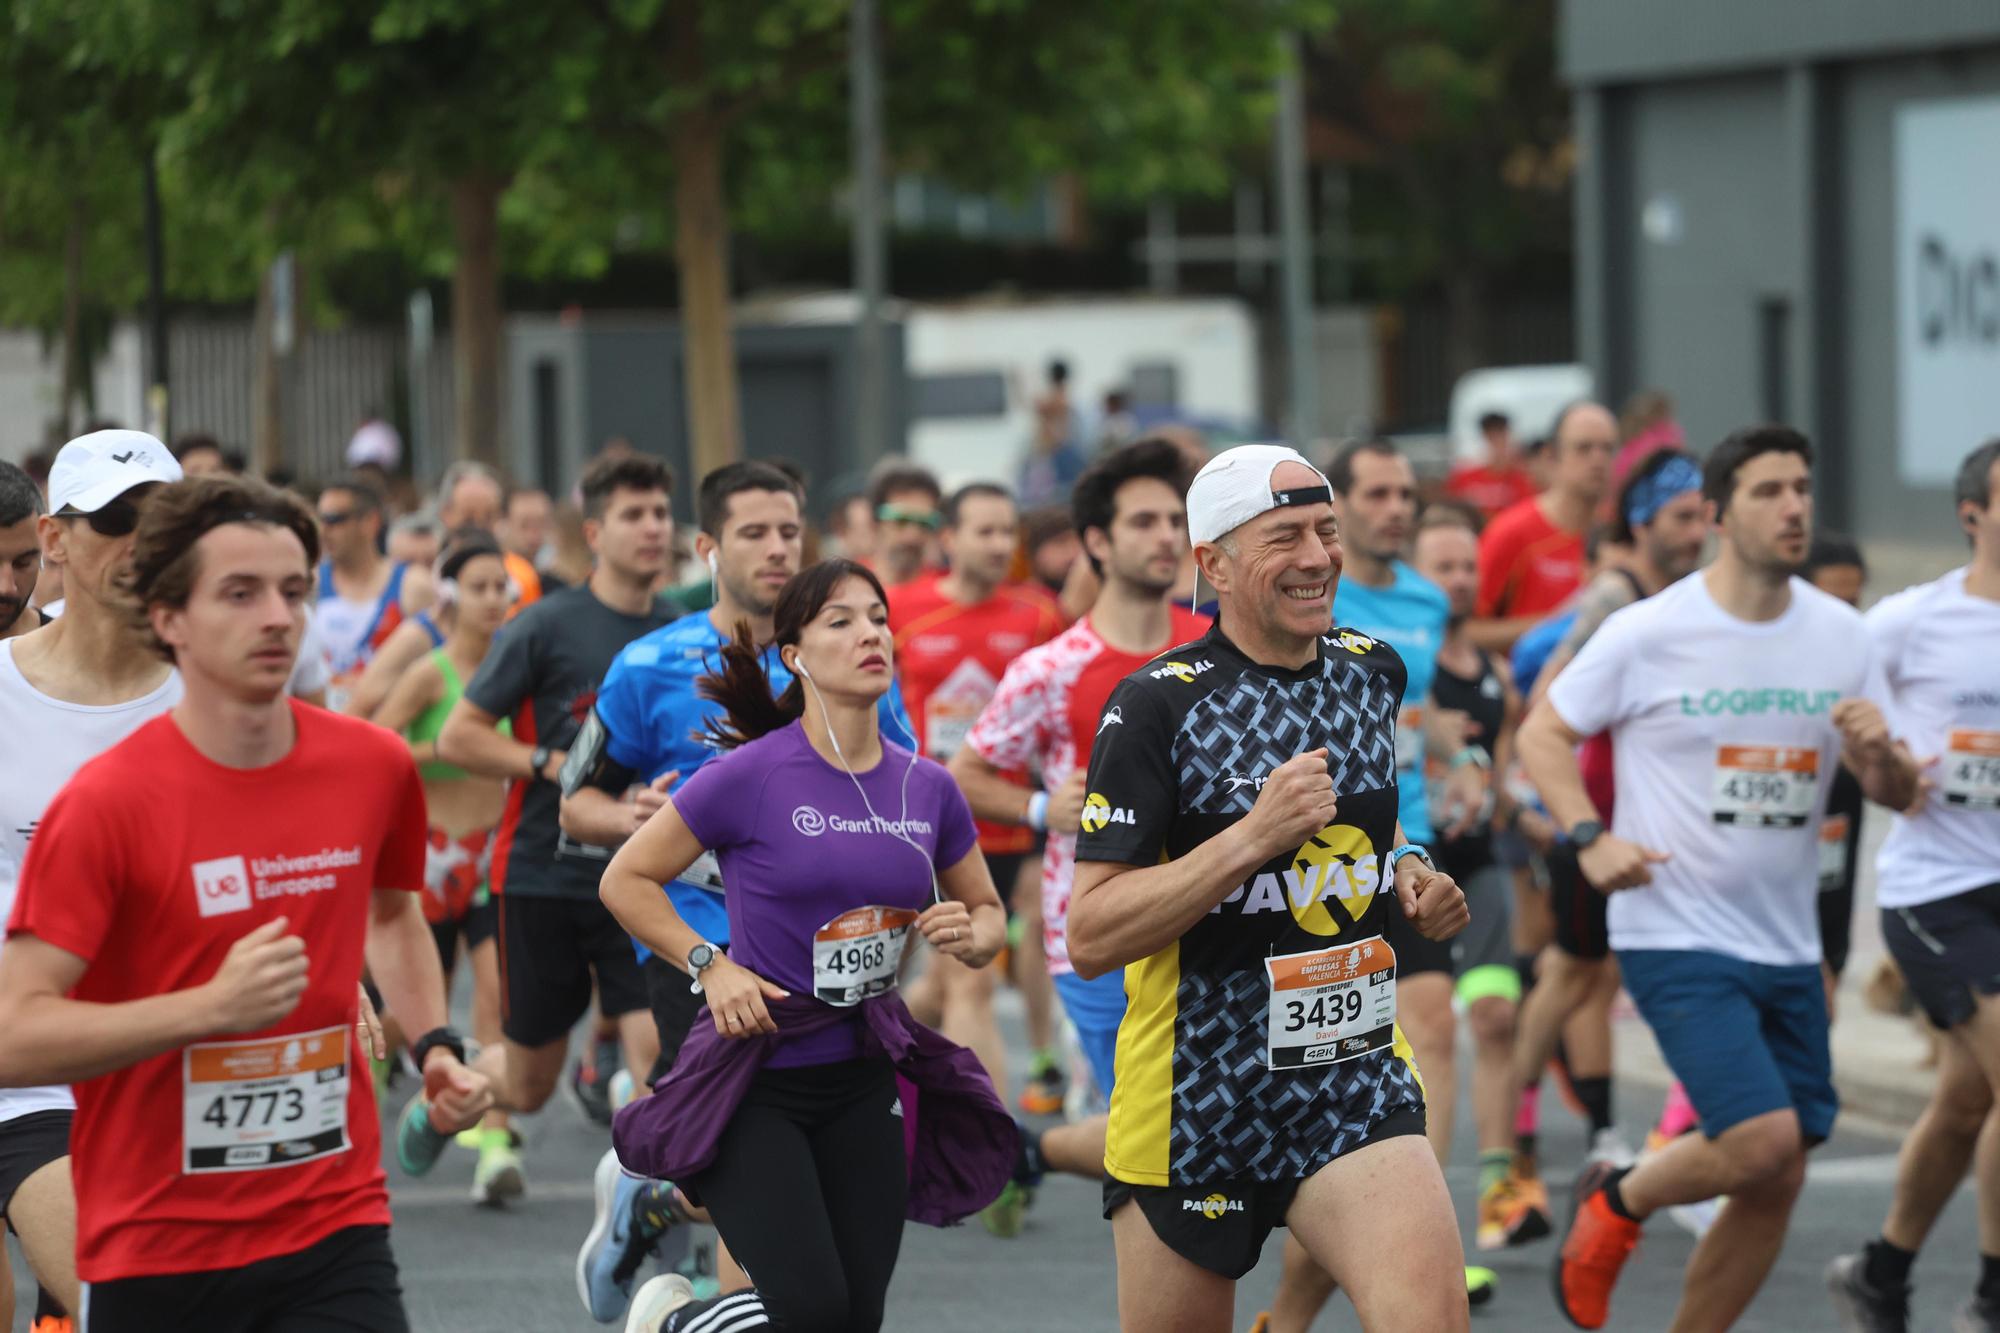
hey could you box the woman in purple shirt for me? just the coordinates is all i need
[600,559,1007,1333]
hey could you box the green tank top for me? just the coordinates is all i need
[409,649,507,783]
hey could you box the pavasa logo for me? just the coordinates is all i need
[1149,660,1211,684]
[1181,1194,1246,1220]
[792,806,827,837]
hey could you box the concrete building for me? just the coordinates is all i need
[1565,1,2000,544]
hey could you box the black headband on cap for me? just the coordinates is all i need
[1271,484,1333,510]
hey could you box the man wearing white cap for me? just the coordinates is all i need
[0,430,184,1323]
[1068,443,1472,1332]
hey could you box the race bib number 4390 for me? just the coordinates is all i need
[1711,745,1818,828]
[812,906,918,1006]
[1264,937,1397,1070]
[183,1026,350,1174]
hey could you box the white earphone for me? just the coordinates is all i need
[707,549,719,578]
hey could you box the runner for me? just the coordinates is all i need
[420,455,680,1176]
[561,462,910,1323]
[1468,401,1617,652]
[1069,443,1470,1333]
[1445,412,1538,519]
[1,460,47,643]
[888,483,1063,1164]
[370,529,522,1206]
[0,472,492,1331]
[868,462,943,588]
[500,484,561,591]
[0,430,181,1329]
[314,473,434,711]
[1521,426,1916,1330]
[947,439,1207,1195]
[1827,439,2000,1333]
[596,559,1014,1332]
[436,461,545,609]
[1413,503,1538,1258]
[1510,449,1709,1179]
[1802,536,1868,998]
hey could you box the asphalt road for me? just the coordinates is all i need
[12,980,1986,1332]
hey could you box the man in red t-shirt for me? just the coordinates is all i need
[1470,400,1618,652]
[1446,411,1539,519]
[0,476,490,1332]
[890,483,1063,1127]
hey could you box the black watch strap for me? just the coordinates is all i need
[1569,819,1605,850]
[410,1025,467,1070]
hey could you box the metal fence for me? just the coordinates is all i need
[1384,296,1576,430]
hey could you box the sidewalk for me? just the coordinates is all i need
[1614,981,1937,1132]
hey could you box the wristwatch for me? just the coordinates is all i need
[686,942,720,995]
[409,1025,467,1070]
[1388,843,1434,873]
[529,744,553,780]
[1569,819,1605,850]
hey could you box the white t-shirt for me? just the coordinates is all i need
[1547,572,1884,966]
[289,605,331,699]
[1868,566,2000,909]
[0,639,183,1123]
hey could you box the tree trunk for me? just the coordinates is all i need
[671,109,742,478]
[250,255,283,478]
[58,195,85,440]
[1442,265,1490,382]
[450,175,505,468]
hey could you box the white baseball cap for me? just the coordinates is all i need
[1185,444,1333,547]
[47,430,183,514]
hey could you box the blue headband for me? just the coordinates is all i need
[1624,455,1703,527]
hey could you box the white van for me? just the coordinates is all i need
[1447,364,1595,466]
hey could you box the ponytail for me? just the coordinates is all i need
[699,620,802,749]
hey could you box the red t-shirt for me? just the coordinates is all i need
[1476,498,1586,620]
[8,701,426,1281]
[889,575,1065,855]
[1444,462,1537,518]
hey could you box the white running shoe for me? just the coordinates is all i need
[609,1068,639,1115]
[1669,1197,1722,1238]
[624,1274,695,1332]
[1587,1127,1637,1168]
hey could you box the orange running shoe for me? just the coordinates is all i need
[30,1317,74,1333]
[1477,1173,1553,1251]
[1553,1162,1641,1329]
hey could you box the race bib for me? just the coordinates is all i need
[1395,706,1425,772]
[183,1026,350,1174]
[1817,814,1850,889]
[812,905,919,1006]
[681,849,726,892]
[1264,937,1398,1070]
[1711,745,1818,828]
[1943,730,2000,809]
[925,701,978,761]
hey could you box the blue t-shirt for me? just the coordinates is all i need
[1335,561,1450,843]
[1509,609,1578,698]
[593,610,915,953]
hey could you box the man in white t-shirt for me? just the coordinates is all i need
[1516,426,1917,1332]
[1827,437,2000,1333]
[0,430,182,1322]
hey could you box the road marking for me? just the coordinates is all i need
[392,1180,597,1207]
[1807,1154,1903,1185]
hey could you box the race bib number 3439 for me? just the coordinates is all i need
[183,1026,350,1174]
[1264,937,1397,1070]
[1711,745,1818,828]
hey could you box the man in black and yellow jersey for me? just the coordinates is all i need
[1070,444,1472,1333]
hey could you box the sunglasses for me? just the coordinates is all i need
[59,500,144,538]
[316,509,357,527]
[876,505,940,531]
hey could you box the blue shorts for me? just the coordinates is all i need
[1619,948,1836,1142]
[1053,967,1125,1097]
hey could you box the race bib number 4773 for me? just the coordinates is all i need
[183,1026,350,1174]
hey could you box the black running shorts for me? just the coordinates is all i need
[1547,842,1610,961]
[497,894,648,1048]
[0,1110,70,1224]
[81,1223,407,1333]
[1881,882,2000,1030]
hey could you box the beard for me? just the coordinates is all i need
[0,596,24,633]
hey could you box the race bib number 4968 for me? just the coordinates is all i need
[183,1026,350,1174]
[812,906,918,1006]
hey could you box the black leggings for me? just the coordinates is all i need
[669,1059,909,1333]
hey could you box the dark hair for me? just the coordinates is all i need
[1048,358,1070,385]
[868,462,941,512]
[698,461,805,538]
[1477,411,1510,434]
[1416,499,1482,538]
[700,559,890,749]
[1954,439,2000,543]
[1610,447,1699,544]
[174,433,225,462]
[580,453,672,522]
[437,525,504,582]
[1325,439,1403,496]
[1702,425,1813,516]
[0,460,45,527]
[943,482,1013,529]
[125,475,321,663]
[1021,505,1075,555]
[319,472,385,519]
[1071,438,1192,576]
[1805,533,1866,578]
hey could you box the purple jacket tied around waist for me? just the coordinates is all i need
[612,990,1019,1227]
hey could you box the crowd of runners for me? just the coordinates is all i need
[0,401,1994,1333]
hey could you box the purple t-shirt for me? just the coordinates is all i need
[671,720,979,1067]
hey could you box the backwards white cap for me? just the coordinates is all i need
[1185,443,1333,547]
[47,430,182,514]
